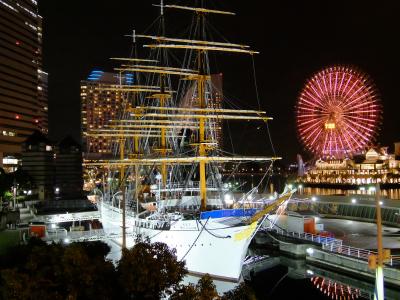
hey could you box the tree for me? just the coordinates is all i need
[0,238,257,300]
[0,240,116,300]
[171,275,255,300]
[221,282,257,300]
[117,240,187,299]
[171,274,219,300]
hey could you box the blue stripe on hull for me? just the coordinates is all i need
[200,208,257,219]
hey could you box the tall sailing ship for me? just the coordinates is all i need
[84,1,293,282]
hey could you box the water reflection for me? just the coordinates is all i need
[299,187,400,200]
[241,254,398,300]
[185,259,379,299]
[311,276,363,299]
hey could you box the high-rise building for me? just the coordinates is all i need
[37,69,48,133]
[0,0,48,163]
[81,70,132,158]
[208,74,223,148]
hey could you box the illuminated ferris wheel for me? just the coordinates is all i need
[296,66,381,159]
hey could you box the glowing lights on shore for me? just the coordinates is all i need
[224,193,233,205]
[297,66,381,159]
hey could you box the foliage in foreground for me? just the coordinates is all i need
[0,238,255,300]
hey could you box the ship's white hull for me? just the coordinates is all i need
[99,202,258,281]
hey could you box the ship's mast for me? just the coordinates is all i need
[197,10,207,211]
[84,2,280,216]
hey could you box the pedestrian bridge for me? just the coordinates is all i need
[287,195,400,227]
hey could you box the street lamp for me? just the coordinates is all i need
[155,173,162,202]
[369,183,385,300]
[12,178,17,210]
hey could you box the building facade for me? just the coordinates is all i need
[299,146,400,185]
[55,136,83,199]
[21,131,83,200]
[0,0,48,163]
[21,131,54,200]
[81,70,131,158]
[208,74,223,148]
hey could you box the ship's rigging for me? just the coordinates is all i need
[83,1,283,251]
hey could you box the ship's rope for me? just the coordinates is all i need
[251,55,276,157]
[198,219,231,239]
[146,219,180,240]
[180,217,210,262]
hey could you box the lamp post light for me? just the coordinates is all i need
[12,178,17,210]
[155,173,162,202]
[373,183,384,300]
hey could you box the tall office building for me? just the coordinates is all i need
[0,0,48,164]
[208,73,223,148]
[81,70,132,158]
[37,69,48,133]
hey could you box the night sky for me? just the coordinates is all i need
[38,1,400,164]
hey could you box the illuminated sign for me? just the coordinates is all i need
[325,122,335,129]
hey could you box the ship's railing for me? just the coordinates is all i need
[134,218,170,231]
[267,227,342,247]
[153,181,226,191]
[100,200,137,217]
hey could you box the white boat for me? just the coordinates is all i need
[99,190,292,281]
[84,1,293,282]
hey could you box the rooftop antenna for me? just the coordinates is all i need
[132,29,136,44]
[160,0,164,16]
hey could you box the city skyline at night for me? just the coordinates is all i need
[1,2,400,299]
[37,1,400,164]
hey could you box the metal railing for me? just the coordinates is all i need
[322,243,400,268]
[44,229,106,242]
[43,228,105,241]
[267,227,342,247]
[322,243,373,260]
[267,227,400,268]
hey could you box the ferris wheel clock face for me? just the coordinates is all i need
[296,66,381,159]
